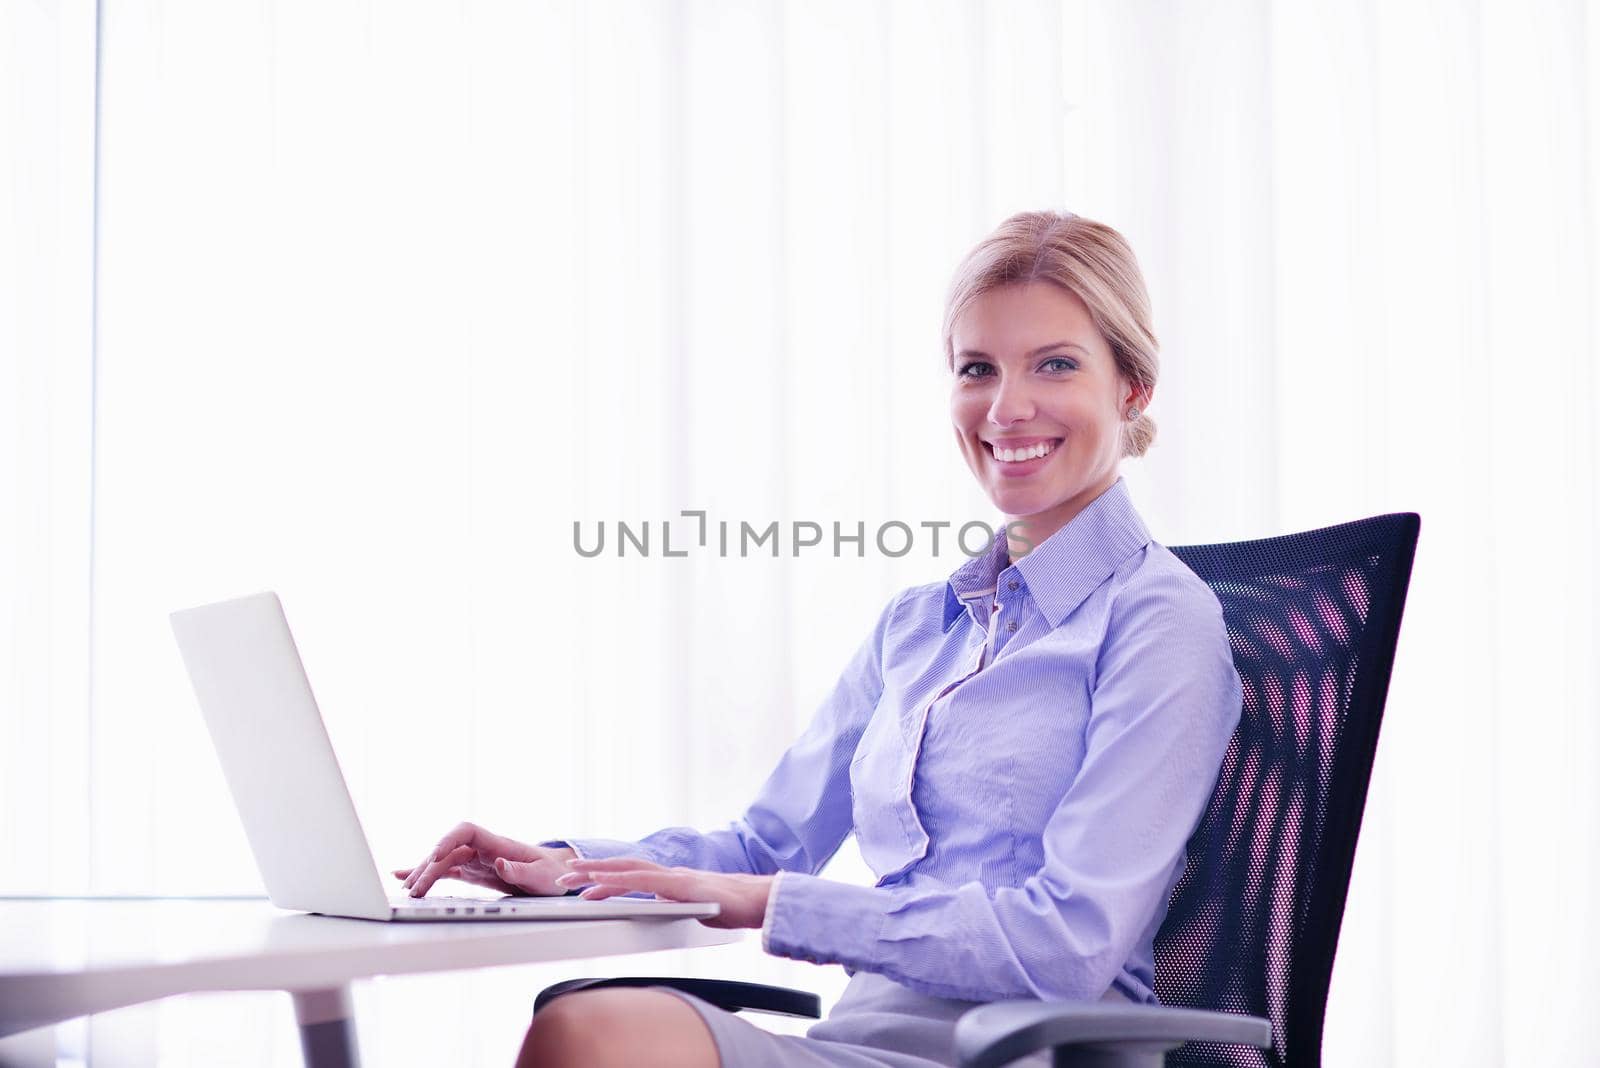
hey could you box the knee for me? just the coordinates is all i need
[517,987,715,1068]
[519,991,605,1067]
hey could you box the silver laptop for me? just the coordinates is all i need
[169,590,719,924]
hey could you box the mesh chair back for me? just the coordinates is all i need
[1157,513,1420,1067]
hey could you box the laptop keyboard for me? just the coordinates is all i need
[392,894,513,910]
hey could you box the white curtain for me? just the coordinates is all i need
[2,0,97,895]
[3,1,1595,1064]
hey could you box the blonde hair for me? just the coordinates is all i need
[942,210,1160,458]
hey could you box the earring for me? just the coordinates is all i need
[1127,407,1141,420]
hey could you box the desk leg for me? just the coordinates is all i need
[291,987,361,1068]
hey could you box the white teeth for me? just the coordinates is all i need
[992,440,1056,463]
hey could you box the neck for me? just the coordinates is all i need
[1002,472,1119,562]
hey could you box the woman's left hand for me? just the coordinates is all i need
[545,856,775,930]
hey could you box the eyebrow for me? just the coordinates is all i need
[955,341,1090,361]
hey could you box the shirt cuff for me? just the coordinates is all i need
[759,871,889,969]
[759,871,785,954]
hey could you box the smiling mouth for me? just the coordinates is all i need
[985,438,1063,464]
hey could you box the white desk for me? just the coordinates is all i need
[0,897,740,1066]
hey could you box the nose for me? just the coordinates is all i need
[987,373,1037,427]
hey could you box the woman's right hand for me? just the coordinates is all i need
[391,821,577,898]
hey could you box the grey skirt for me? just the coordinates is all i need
[656,971,1128,1068]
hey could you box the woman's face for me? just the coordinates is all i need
[949,281,1145,555]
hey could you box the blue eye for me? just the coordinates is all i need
[957,357,1075,378]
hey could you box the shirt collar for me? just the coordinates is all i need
[941,475,1152,631]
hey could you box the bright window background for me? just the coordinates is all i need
[3,1,1597,1065]
[2,0,96,894]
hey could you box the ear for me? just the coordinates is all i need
[1121,379,1152,413]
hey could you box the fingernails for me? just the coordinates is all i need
[555,872,582,888]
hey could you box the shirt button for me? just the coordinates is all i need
[1006,620,1018,632]
[1008,580,1019,591]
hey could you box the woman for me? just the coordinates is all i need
[394,210,1244,1067]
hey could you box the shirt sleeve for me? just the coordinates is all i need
[540,589,905,876]
[761,574,1244,1003]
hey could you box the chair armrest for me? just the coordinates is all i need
[534,976,822,1019]
[954,1001,1271,1068]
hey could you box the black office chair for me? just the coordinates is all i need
[536,512,1421,1067]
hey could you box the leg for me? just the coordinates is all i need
[516,987,719,1068]
[291,987,360,1068]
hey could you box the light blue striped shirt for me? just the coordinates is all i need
[553,475,1243,1004]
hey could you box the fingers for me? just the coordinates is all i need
[552,856,662,899]
[408,843,476,898]
[401,849,435,892]
[392,865,461,883]
[493,857,542,893]
[405,823,493,892]
[581,871,683,901]
[398,822,545,893]
[554,865,768,928]
[556,864,694,902]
